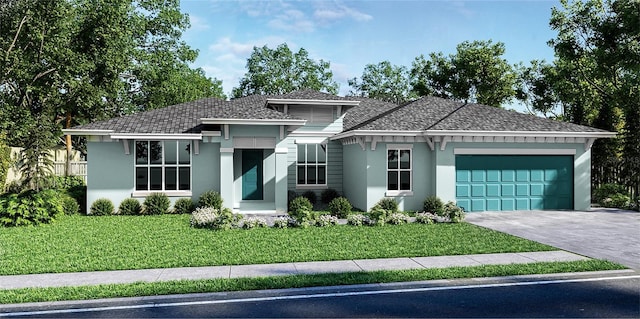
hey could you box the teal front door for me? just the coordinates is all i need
[456,155,573,212]
[242,150,263,200]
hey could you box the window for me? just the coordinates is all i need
[387,148,411,192]
[297,144,327,185]
[135,141,191,192]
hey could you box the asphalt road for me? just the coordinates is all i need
[3,273,639,318]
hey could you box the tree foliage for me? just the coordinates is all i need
[411,40,518,107]
[232,43,339,98]
[348,61,416,104]
[548,0,639,195]
[0,0,224,186]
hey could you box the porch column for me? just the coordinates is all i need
[220,147,235,210]
[275,147,288,214]
[434,144,456,203]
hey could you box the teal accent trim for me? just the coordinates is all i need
[242,149,263,200]
[456,155,574,212]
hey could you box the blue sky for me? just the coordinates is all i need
[180,0,561,108]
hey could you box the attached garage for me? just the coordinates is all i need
[455,155,574,212]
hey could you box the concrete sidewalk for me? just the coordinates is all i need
[0,251,588,290]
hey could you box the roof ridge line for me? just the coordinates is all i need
[424,100,469,131]
[345,101,406,132]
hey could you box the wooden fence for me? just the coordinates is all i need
[592,156,639,199]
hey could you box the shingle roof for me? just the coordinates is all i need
[348,96,606,133]
[72,95,300,134]
[72,90,607,134]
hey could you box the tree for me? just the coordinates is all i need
[1,0,225,180]
[232,43,339,98]
[549,0,639,196]
[348,61,416,104]
[411,40,518,107]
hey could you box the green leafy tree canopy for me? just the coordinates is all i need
[348,61,416,104]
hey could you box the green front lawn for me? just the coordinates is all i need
[0,214,555,275]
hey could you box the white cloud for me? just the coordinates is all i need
[313,3,372,22]
[268,9,315,33]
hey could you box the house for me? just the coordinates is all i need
[64,90,615,213]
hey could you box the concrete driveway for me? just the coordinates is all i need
[465,208,640,269]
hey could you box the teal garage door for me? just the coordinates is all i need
[456,155,573,212]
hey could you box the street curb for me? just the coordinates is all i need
[1,269,636,312]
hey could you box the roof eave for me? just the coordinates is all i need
[62,129,113,136]
[331,129,617,140]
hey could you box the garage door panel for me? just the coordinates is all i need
[456,185,470,197]
[471,184,485,197]
[516,184,530,196]
[486,184,500,197]
[456,155,573,212]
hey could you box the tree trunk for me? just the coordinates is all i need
[65,111,72,176]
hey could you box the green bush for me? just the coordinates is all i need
[593,183,629,205]
[143,193,171,215]
[173,198,195,214]
[118,198,142,215]
[212,207,242,230]
[373,197,398,213]
[90,198,114,216]
[288,196,313,224]
[301,190,317,205]
[347,214,369,226]
[423,196,444,214]
[328,197,352,218]
[387,212,410,225]
[0,190,65,226]
[61,194,80,215]
[602,193,631,208]
[368,206,390,226]
[443,201,465,223]
[47,175,86,190]
[0,135,11,188]
[320,188,340,204]
[198,190,223,210]
[242,217,268,229]
[415,212,437,224]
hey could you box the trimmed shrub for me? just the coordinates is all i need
[415,212,437,224]
[443,201,465,223]
[320,188,340,204]
[48,175,85,190]
[173,198,196,215]
[347,214,369,226]
[90,198,114,216]
[288,196,313,223]
[242,217,268,229]
[301,190,317,205]
[62,194,80,215]
[0,190,65,226]
[316,214,339,227]
[387,212,410,225]
[198,190,223,210]
[118,198,142,215]
[212,208,242,230]
[373,197,399,213]
[143,193,170,215]
[368,206,390,226]
[423,196,444,214]
[328,197,352,218]
[190,206,217,228]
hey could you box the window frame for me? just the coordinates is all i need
[386,144,413,196]
[296,143,328,189]
[133,140,192,197]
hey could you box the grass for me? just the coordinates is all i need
[0,214,556,275]
[0,259,624,304]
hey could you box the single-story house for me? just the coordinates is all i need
[64,90,615,213]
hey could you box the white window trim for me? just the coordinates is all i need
[134,140,192,194]
[296,143,328,187]
[386,147,412,195]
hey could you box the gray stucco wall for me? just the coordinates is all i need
[86,141,134,212]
